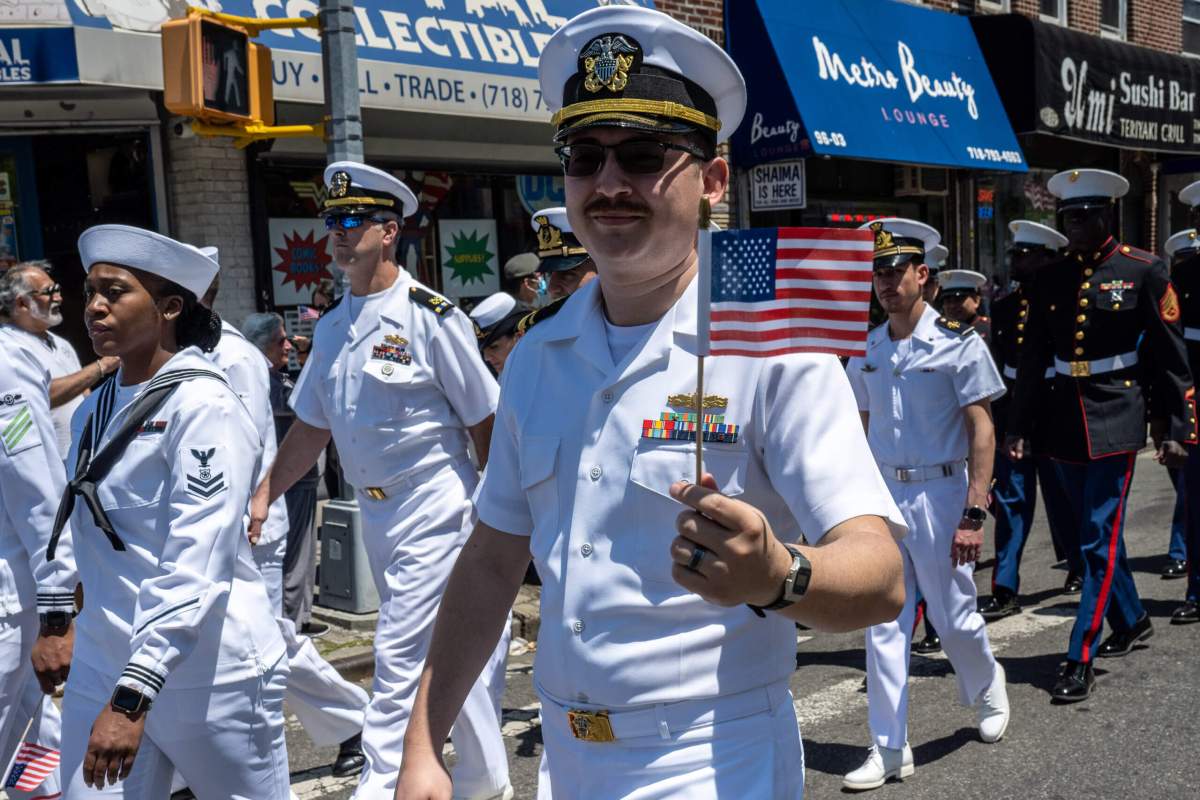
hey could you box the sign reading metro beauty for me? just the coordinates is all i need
[973,14,1200,153]
[728,0,1025,171]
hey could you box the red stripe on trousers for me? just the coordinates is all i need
[1080,452,1136,662]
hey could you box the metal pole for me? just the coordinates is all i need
[320,0,363,163]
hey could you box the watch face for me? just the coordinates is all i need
[111,687,145,714]
[965,507,987,522]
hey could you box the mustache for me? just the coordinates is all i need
[583,198,651,216]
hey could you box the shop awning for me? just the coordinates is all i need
[972,14,1200,155]
[1,1,653,124]
[728,0,1026,172]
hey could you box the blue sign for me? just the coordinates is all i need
[728,0,1026,172]
[516,174,565,214]
[0,28,78,85]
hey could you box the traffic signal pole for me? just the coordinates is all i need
[319,0,364,163]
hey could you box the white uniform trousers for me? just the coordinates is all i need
[60,657,291,799]
[0,610,64,799]
[253,538,370,746]
[352,460,510,800]
[535,681,803,799]
[866,472,997,749]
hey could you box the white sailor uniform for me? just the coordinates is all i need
[0,333,69,799]
[290,269,510,799]
[477,279,906,799]
[209,320,369,748]
[846,305,1005,749]
[49,348,290,798]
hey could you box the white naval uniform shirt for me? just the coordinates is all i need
[47,348,285,700]
[477,278,906,708]
[845,304,1005,469]
[289,269,499,489]
[0,341,78,618]
[0,325,80,460]
[209,320,289,545]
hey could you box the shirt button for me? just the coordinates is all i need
[601,390,614,404]
[580,543,593,557]
[1084,268,1094,277]
[589,465,602,480]
[1079,299,1089,307]
[573,619,584,634]
[1077,314,1087,323]
[1074,347,1085,356]
[1075,331,1085,341]
[1080,282,1091,290]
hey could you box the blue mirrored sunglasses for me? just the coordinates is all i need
[324,214,390,231]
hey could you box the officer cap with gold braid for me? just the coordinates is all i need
[320,161,419,219]
[532,207,590,274]
[859,217,940,270]
[539,5,747,151]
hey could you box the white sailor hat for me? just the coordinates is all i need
[860,218,940,268]
[469,292,518,329]
[539,5,747,145]
[200,246,219,265]
[1008,220,1068,250]
[927,244,949,274]
[532,207,590,273]
[1047,168,1129,209]
[78,224,218,300]
[1179,180,1200,209]
[1164,229,1200,261]
[321,161,419,219]
[938,269,987,297]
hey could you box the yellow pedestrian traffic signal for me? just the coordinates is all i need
[162,13,274,126]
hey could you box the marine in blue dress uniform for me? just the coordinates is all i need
[980,221,1081,622]
[1008,169,1197,702]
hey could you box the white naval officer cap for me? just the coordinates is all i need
[860,217,940,269]
[927,243,949,274]
[1008,220,1068,250]
[1179,180,1200,209]
[532,206,590,273]
[78,224,218,300]
[1047,168,1129,209]
[1164,229,1200,261]
[469,292,518,329]
[938,269,988,297]
[321,161,419,219]
[539,4,747,144]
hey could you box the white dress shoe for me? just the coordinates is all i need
[842,744,915,791]
[976,661,1011,743]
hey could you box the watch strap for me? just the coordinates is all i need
[747,544,806,618]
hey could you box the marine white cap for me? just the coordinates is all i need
[1164,229,1200,260]
[927,244,949,269]
[1179,180,1200,208]
[938,269,987,296]
[1047,168,1129,206]
[78,224,218,300]
[469,292,518,329]
[321,161,419,219]
[1008,220,1068,250]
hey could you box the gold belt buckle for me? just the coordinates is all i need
[363,487,387,501]
[566,709,616,742]
[1069,360,1091,378]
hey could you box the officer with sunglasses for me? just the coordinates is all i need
[249,162,511,800]
[398,7,908,800]
[1007,169,1196,702]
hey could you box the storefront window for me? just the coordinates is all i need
[1184,1,1200,57]
[976,169,1058,286]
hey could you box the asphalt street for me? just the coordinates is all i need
[283,449,1197,799]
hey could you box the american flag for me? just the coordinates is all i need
[4,741,59,792]
[698,227,874,358]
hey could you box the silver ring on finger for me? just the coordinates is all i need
[688,544,707,571]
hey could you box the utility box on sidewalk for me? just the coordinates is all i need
[317,499,380,614]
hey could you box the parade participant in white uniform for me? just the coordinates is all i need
[199,249,368,778]
[396,8,907,800]
[843,219,1010,791]
[0,304,72,799]
[249,163,512,800]
[469,293,525,376]
[532,207,597,300]
[32,224,290,798]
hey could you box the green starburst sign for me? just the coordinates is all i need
[443,230,495,286]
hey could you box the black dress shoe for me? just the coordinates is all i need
[1051,660,1095,703]
[980,587,1021,621]
[1062,573,1083,595]
[331,733,366,778]
[1097,613,1154,658]
[1171,600,1199,625]
[912,633,942,654]
[1161,559,1188,579]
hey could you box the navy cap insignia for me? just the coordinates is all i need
[869,222,894,253]
[581,34,639,94]
[534,215,564,251]
[329,170,351,199]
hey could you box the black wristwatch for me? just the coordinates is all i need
[962,506,988,523]
[38,611,73,632]
[111,685,152,718]
[748,544,812,618]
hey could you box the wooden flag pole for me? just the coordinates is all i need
[696,197,712,483]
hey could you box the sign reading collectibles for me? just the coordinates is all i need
[973,14,1200,153]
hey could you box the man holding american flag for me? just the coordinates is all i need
[397,6,908,800]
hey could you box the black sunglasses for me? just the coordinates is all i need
[554,139,707,177]
[28,283,61,298]
[324,214,391,231]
